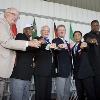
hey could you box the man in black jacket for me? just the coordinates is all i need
[84,20,100,100]
[10,26,38,100]
[52,25,72,100]
[33,25,56,100]
[72,31,96,100]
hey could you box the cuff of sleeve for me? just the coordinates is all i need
[26,41,29,47]
[45,44,50,50]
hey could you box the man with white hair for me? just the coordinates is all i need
[0,7,39,99]
[33,25,56,100]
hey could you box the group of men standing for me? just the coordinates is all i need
[0,7,100,100]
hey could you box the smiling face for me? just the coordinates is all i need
[57,25,66,38]
[23,27,32,38]
[4,8,19,25]
[41,25,50,38]
[73,31,82,43]
[91,22,100,32]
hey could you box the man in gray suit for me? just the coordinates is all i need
[0,7,40,99]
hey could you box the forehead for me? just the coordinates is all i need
[5,8,19,15]
[74,32,82,36]
[91,22,99,26]
[24,27,31,31]
[42,26,50,31]
[26,29,31,31]
[57,26,66,30]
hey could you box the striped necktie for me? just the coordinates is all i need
[74,44,78,54]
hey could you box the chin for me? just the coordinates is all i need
[44,35,49,38]
[11,22,15,25]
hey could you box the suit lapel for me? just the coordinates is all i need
[58,37,64,43]
[77,42,81,53]
[73,42,81,55]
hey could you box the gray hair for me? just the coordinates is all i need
[4,7,19,17]
[40,25,50,33]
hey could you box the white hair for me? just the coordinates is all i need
[4,7,19,17]
[41,25,50,32]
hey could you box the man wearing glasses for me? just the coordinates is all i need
[0,8,40,99]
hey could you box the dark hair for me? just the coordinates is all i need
[73,31,82,37]
[23,27,31,33]
[91,20,99,25]
[56,25,66,31]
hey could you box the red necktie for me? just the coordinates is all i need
[10,24,17,38]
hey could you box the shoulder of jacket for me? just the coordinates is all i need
[52,38,58,41]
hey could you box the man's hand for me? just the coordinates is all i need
[89,38,98,45]
[80,42,87,49]
[50,43,56,49]
[38,38,46,44]
[28,39,40,48]
[58,44,67,49]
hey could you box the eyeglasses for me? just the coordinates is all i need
[7,12,20,19]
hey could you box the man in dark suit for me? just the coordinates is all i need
[84,20,100,100]
[10,26,36,100]
[72,31,96,100]
[33,25,56,100]
[52,25,72,100]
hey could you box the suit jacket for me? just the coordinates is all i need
[72,42,94,79]
[0,18,27,78]
[11,33,34,81]
[52,37,72,78]
[33,37,52,76]
[84,31,100,76]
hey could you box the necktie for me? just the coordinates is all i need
[44,38,50,44]
[74,44,78,54]
[10,24,17,38]
[63,39,66,44]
